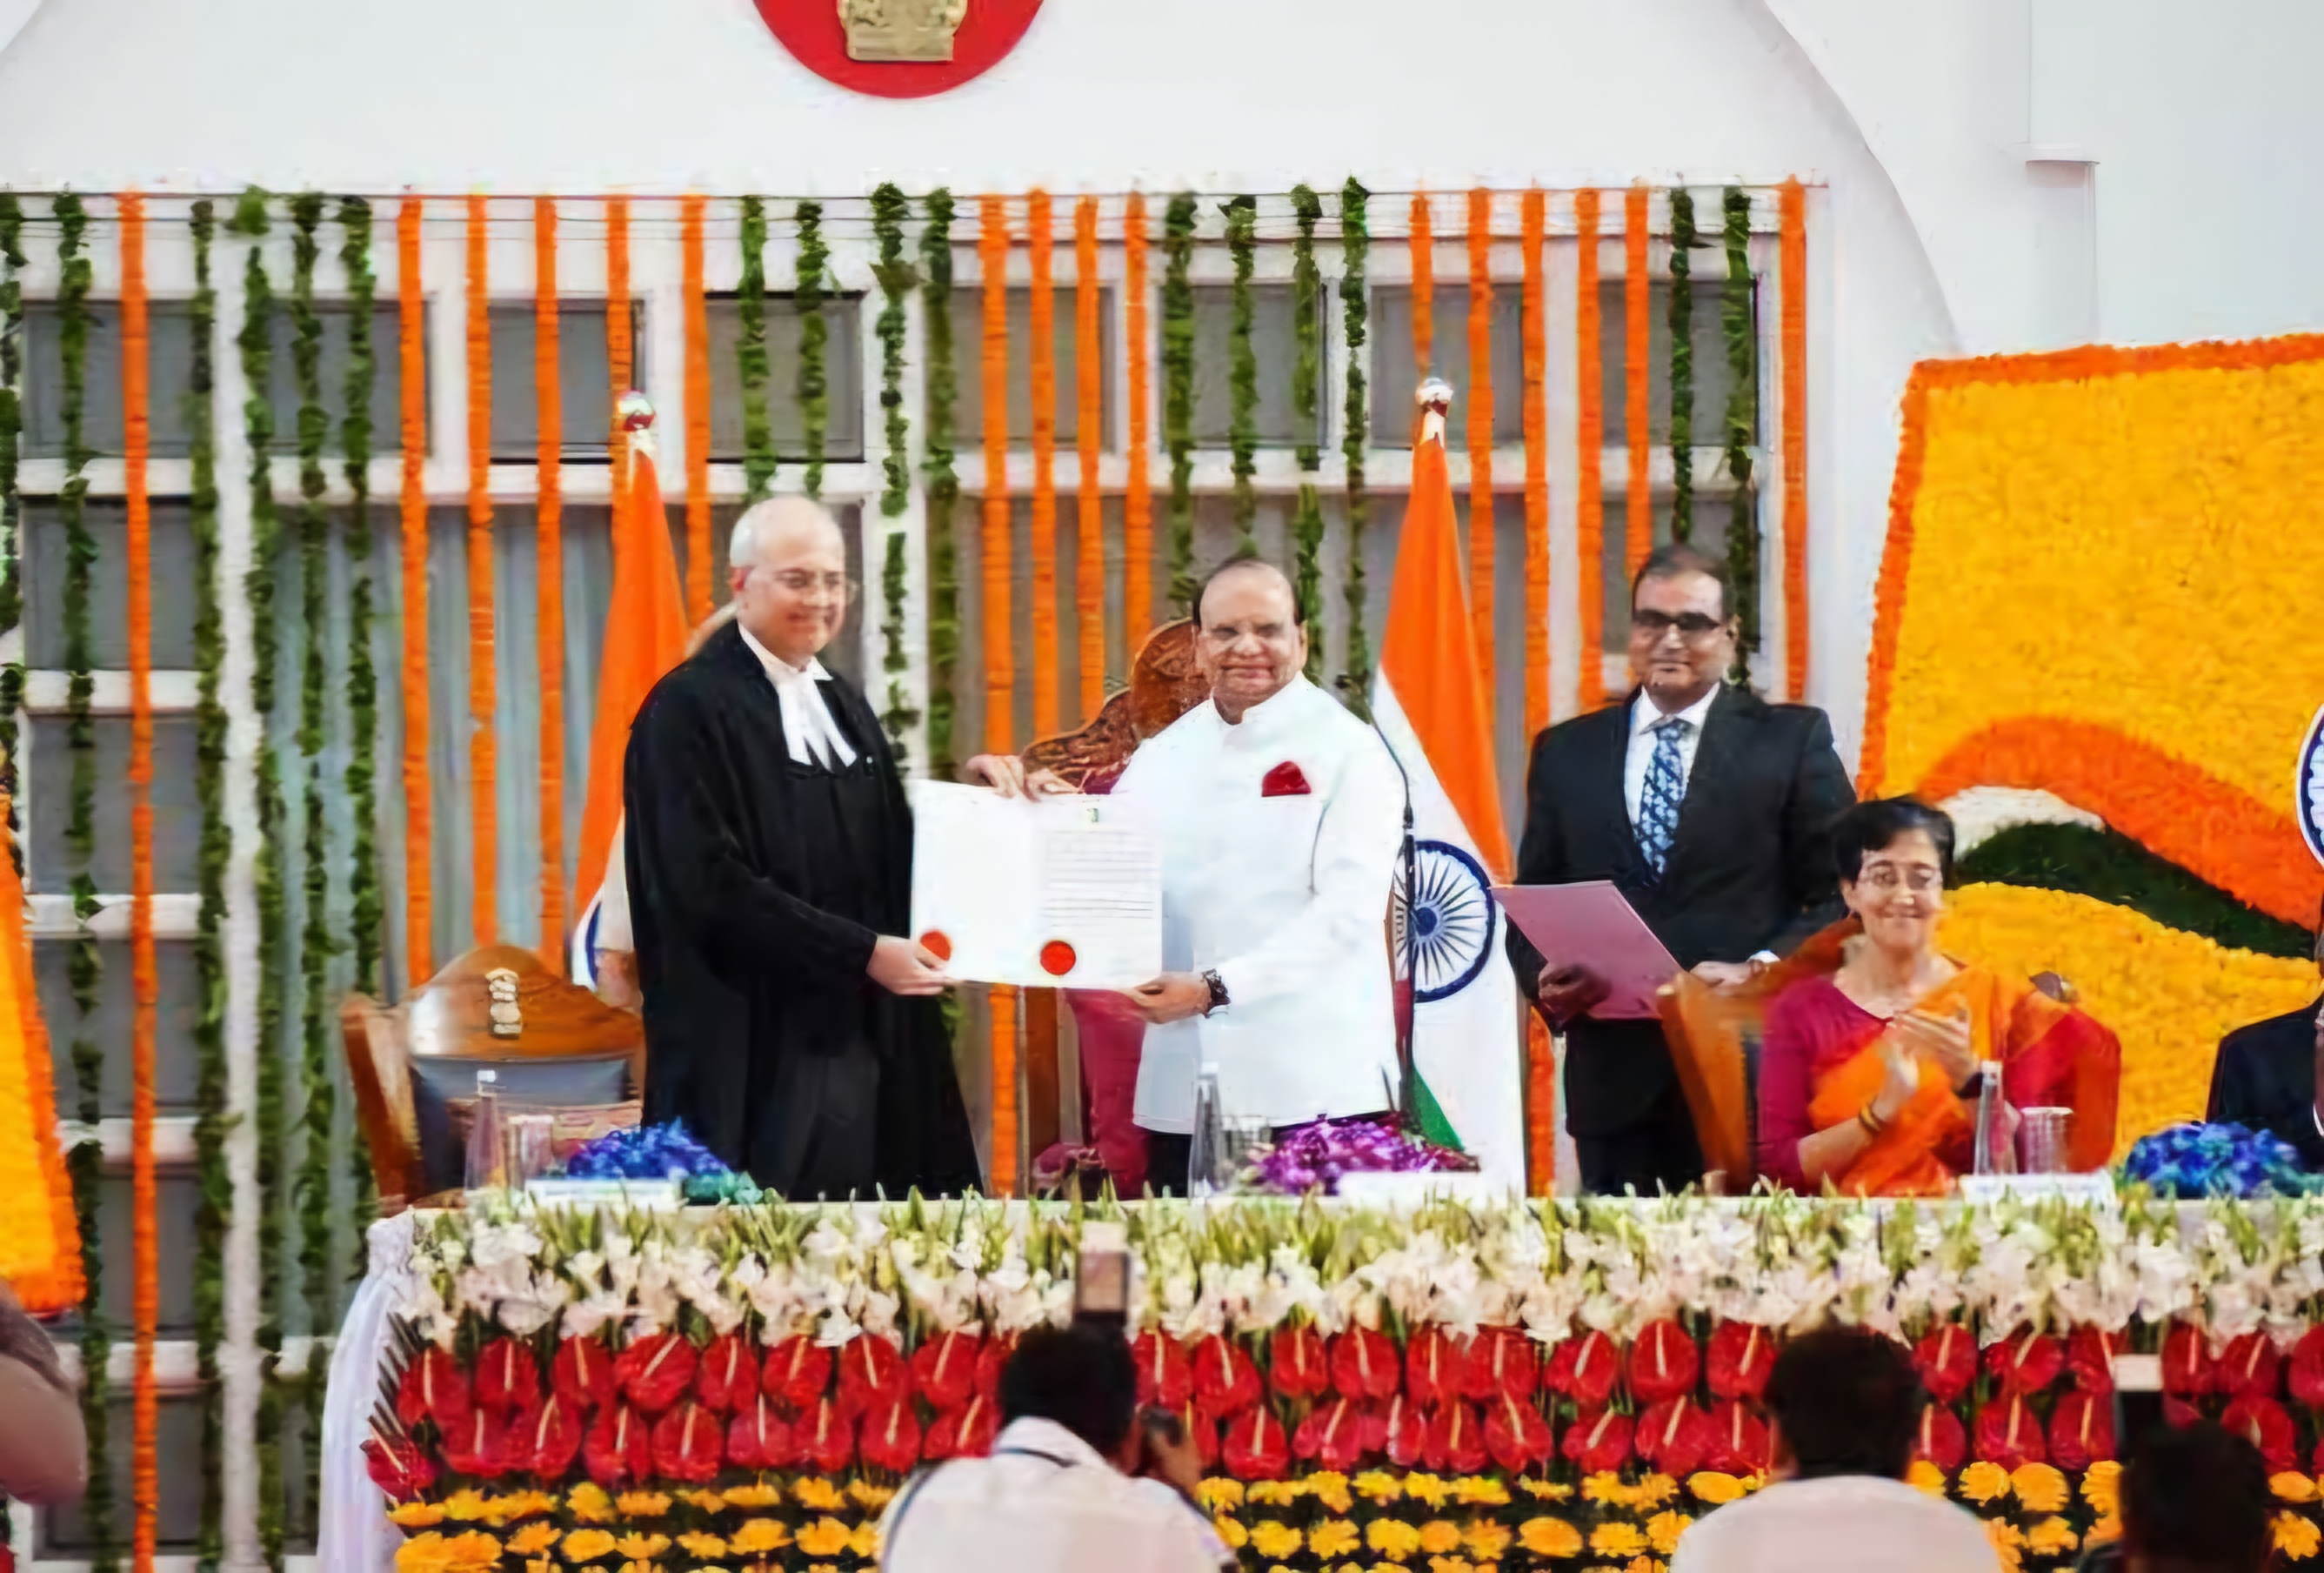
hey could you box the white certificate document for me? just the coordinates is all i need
[907,781,1163,988]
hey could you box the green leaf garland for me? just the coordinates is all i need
[870,185,918,758]
[737,197,775,504]
[1667,185,1696,543]
[1160,194,1198,612]
[795,200,829,499]
[1338,179,1372,716]
[920,191,960,779]
[1289,186,1326,680]
[1222,194,1259,554]
[338,197,382,1269]
[1720,187,1760,671]
[0,194,23,853]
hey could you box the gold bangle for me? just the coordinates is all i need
[1858,1102,1887,1137]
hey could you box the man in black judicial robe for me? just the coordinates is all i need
[623,497,981,1201]
[2206,907,2324,1169]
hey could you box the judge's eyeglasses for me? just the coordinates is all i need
[1632,610,1726,639]
[763,569,858,601]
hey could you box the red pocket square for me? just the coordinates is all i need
[1261,761,1312,797]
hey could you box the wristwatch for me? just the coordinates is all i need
[1201,969,1230,1015]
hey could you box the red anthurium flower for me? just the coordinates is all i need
[1626,1319,1700,1406]
[1177,1401,1220,1470]
[2047,1389,2115,1472]
[1973,1394,2047,1469]
[474,1336,542,1416]
[650,1401,725,1483]
[582,1402,654,1488]
[1269,1324,1331,1399]
[858,1391,925,1474]
[2216,1332,2281,1397]
[1706,1322,1777,1401]
[1704,1399,1771,1476]
[394,1345,472,1436]
[976,1334,1016,1401]
[1913,1404,1968,1474]
[362,1434,437,1502]
[551,1335,617,1411]
[1293,1396,1370,1473]
[2292,1326,2324,1408]
[762,1335,836,1412]
[925,1395,1001,1463]
[1482,1390,1553,1473]
[1423,1401,1490,1476]
[2066,1327,2123,1394]
[521,1395,584,1482]
[2162,1322,2214,1397]
[1460,1326,1539,1403]
[693,1333,758,1415]
[836,1333,913,1421]
[1912,1324,1976,1405]
[1981,1328,2064,1396]
[2164,1396,2203,1429]
[1543,1330,1619,1409]
[439,1408,508,1479]
[1329,1327,1401,1402]
[1405,1327,1459,1408]
[1380,1394,1427,1468]
[1634,1396,1716,1479]
[802,1396,858,1476]
[725,1393,796,1472]
[912,1330,983,1412]
[1560,1408,1634,1474]
[1221,1406,1291,1481]
[1132,1331,1193,1410]
[615,1331,699,1414]
[1192,1335,1263,1421]
[2221,1393,2298,1472]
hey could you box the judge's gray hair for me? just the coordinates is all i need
[729,496,842,572]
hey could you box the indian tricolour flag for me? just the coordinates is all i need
[1369,403,1526,1188]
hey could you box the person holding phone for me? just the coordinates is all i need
[1753,798,2120,1195]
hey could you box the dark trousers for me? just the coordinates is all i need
[1573,1079,1704,1196]
[1141,1112,1393,1197]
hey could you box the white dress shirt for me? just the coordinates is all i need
[1106,676,1405,1133]
[1622,683,1720,827]
[1669,1476,2001,1573]
[877,1417,1227,1573]
[737,621,858,771]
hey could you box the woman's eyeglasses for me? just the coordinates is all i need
[1858,864,1943,894]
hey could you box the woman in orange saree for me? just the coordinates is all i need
[1753,799,2118,1196]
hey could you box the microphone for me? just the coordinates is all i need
[1335,672,1420,1117]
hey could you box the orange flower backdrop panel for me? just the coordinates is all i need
[0,786,78,1311]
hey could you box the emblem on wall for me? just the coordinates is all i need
[755,0,1045,97]
[2299,701,2324,868]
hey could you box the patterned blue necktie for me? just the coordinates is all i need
[1637,717,1692,879]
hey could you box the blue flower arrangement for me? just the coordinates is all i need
[564,1121,731,1183]
[2120,1121,2324,1199]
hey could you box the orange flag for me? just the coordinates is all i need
[571,400,689,960]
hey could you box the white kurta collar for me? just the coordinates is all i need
[1208,673,1312,747]
[738,622,859,771]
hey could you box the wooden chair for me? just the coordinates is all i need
[343,944,648,1215]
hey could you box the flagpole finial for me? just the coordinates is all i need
[1415,377,1453,413]
[617,388,656,432]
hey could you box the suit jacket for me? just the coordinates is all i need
[1506,682,1855,1135]
[2206,995,2324,1169]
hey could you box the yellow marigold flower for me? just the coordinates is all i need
[2277,1512,2324,1562]
[1250,1521,1305,1561]
[1455,1476,1511,1506]
[392,1531,448,1571]
[424,1530,502,1571]
[680,1489,729,1514]
[1686,1470,1746,1506]
[1249,1480,1299,1507]
[1986,1517,2026,1573]
[1353,1470,1405,1503]
[611,1531,669,1561]
[1419,1520,1464,1555]
[504,1522,558,1558]
[677,1531,730,1558]
[1310,1521,1361,1559]
[1646,1511,1693,1555]
[1518,1517,1584,1558]
[1195,1478,1246,1513]
[724,1481,782,1509]
[1626,1559,1667,1573]
[1634,1475,1678,1509]
[2082,1461,2122,1518]
[615,1491,671,1519]
[796,1516,852,1558]
[1368,1517,1425,1561]
[1582,1472,1628,1505]
[1959,1461,2012,1505]
[793,1477,847,1513]
[850,1521,882,1557]
[439,1489,490,1523]
[1590,1523,1647,1559]
[494,1489,557,1523]
[1465,1520,1513,1560]
[562,1529,618,1563]
[1212,1516,1248,1550]
[567,1484,617,1523]
[851,1477,897,1510]
[1309,1470,1354,1513]
[2026,1517,2080,1557]
[1520,1478,1573,1501]
[2276,1474,2321,1504]
[1426,1557,1474,1573]
[1406,1472,1452,1508]
[2010,1463,2068,1515]
[388,1503,447,1528]
[729,1519,791,1554]
[1903,1461,1947,1497]
[2088,1515,2121,1547]
[807,1564,838,1573]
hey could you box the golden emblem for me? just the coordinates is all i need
[484,967,523,1038]
[838,0,969,63]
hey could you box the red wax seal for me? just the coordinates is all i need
[753,0,1046,99]
[918,930,952,961]
[1038,940,1077,977]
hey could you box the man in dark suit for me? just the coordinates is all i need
[2205,907,2324,1168]
[1506,543,1854,1194]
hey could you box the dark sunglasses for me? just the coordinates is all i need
[1633,610,1727,639]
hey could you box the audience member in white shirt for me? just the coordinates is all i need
[878,1324,1229,1573]
[1670,1326,2000,1573]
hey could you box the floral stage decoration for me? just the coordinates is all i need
[0,786,80,1314]
[368,1192,2324,1572]
[1245,1115,1479,1196]
[2121,1124,2324,1201]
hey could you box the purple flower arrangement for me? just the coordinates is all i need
[1243,1114,1479,1196]
[563,1120,731,1183]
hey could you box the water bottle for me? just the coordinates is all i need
[1187,1062,1225,1198]
[464,1067,508,1193]
[1971,1062,2010,1176]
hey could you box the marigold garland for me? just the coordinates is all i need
[1289,185,1326,679]
[871,184,918,756]
[1573,189,1606,708]
[397,197,432,987]
[1025,190,1059,738]
[1465,188,1495,724]
[1160,194,1198,613]
[1519,190,1548,740]
[606,197,633,498]
[464,195,498,944]
[532,197,565,965]
[736,196,775,504]
[680,194,711,626]
[1223,194,1259,555]
[919,191,960,777]
[796,200,830,499]
[1409,192,1433,377]
[1338,179,1372,716]
[1072,195,1104,720]
[0,196,22,853]
[1623,184,1652,579]
[1667,186,1697,543]
[1122,192,1152,651]
[978,195,1019,1195]
[1720,186,1760,673]
[1778,178,1809,699]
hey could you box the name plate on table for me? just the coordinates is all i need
[519,1178,685,1211]
[1334,1172,1518,1208]
[1958,1173,2117,1206]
